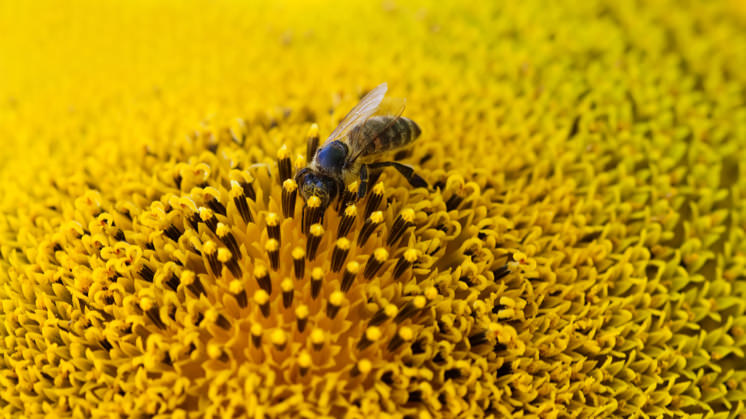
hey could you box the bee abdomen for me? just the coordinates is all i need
[360,116,421,156]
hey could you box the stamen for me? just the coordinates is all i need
[281,179,298,219]
[386,208,415,247]
[199,207,218,232]
[310,328,325,351]
[357,211,384,247]
[387,326,414,352]
[393,248,418,279]
[350,359,372,378]
[254,289,270,318]
[337,204,357,238]
[356,326,382,350]
[250,323,262,347]
[298,350,312,376]
[265,239,280,271]
[311,267,323,299]
[364,248,389,280]
[369,303,398,327]
[394,295,427,323]
[165,273,180,291]
[302,196,323,234]
[331,238,351,272]
[281,278,294,309]
[292,247,305,280]
[294,154,306,173]
[341,261,360,292]
[277,144,292,184]
[364,182,385,218]
[306,123,320,162]
[271,329,288,352]
[216,222,241,259]
[326,291,344,319]
[229,279,248,308]
[254,264,271,294]
[218,247,241,278]
[206,197,227,217]
[230,181,254,224]
[337,181,359,214]
[306,224,324,261]
[295,304,309,333]
[204,240,221,276]
[266,212,281,245]
[241,178,256,201]
[182,270,205,297]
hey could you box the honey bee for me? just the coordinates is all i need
[296,82,427,208]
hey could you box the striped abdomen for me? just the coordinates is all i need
[349,116,421,159]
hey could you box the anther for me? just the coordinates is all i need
[298,350,312,376]
[306,123,320,162]
[306,224,324,261]
[295,304,309,333]
[254,264,272,294]
[281,278,294,309]
[331,238,351,272]
[326,291,344,319]
[216,222,241,259]
[387,326,414,352]
[350,359,372,378]
[338,181,359,214]
[387,208,415,247]
[254,289,270,318]
[281,179,298,219]
[393,248,418,279]
[271,329,288,352]
[394,295,427,323]
[199,207,218,232]
[302,196,323,234]
[204,240,221,276]
[341,261,360,292]
[311,267,323,299]
[277,144,292,184]
[230,181,254,224]
[356,326,382,350]
[337,204,357,238]
[250,323,262,347]
[265,239,280,271]
[369,303,398,327]
[229,279,248,308]
[292,247,305,280]
[266,212,281,245]
[182,270,205,296]
[218,247,241,278]
[364,248,389,280]
[364,182,385,218]
[206,196,227,217]
[310,328,325,351]
[357,211,384,247]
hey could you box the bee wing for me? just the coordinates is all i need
[324,82,388,145]
[347,99,407,163]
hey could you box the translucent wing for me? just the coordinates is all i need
[324,82,388,145]
[347,99,407,163]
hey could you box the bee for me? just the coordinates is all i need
[296,82,427,208]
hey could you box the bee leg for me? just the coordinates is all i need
[368,162,429,189]
[357,164,369,200]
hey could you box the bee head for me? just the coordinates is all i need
[297,170,338,208]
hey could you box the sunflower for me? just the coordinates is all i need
[1,0,746,417]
